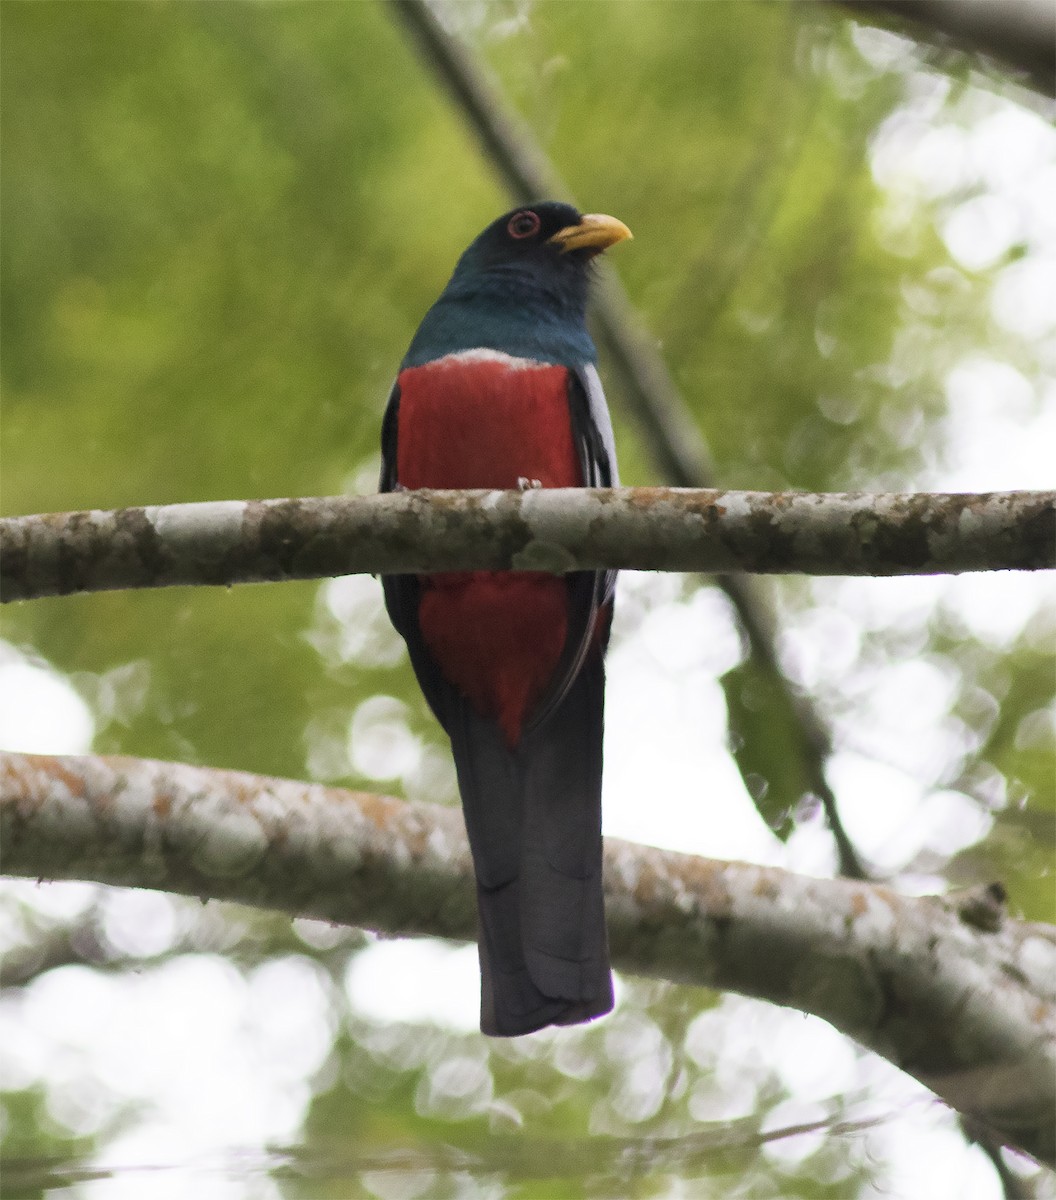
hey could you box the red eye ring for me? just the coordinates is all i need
[507,210,541,239]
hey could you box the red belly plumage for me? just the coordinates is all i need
[397,354,582,745]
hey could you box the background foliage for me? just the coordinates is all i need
[2,2,1052,1197]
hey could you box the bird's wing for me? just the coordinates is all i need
[570,362,619,609]
[379,379,459,732]
[521,365,619,733]
[572,363,620,489]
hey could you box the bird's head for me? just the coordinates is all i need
[404,202,631,367]
[452,202,632,281]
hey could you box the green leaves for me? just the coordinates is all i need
[721,657,818,843]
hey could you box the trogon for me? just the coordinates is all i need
[380,202,631,1036]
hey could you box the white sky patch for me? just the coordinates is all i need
[345,937,482,1032]
[101,889,180,959]
[602,573,784,864]
[311,573,408,670]
[861,1107,1008,1200]
[941,570,1056,649]
[0,878,100,928]
[0,644,94,754]
[2,951,330,1196]
[73,1154,283,1200]
[993,253,1056,341]
[602,639,782,863]
[942,193,1020,271]
[828,752,928,872]
[777,605,863,692]
[348,694,423,781]
[935,357,1053,492]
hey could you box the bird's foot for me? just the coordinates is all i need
[517,477,543,491]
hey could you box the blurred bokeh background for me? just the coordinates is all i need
[2,2,1053,1197]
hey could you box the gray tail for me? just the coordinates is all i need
[450,653,612,1036]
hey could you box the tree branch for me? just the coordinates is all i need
[1,489,1050,602]
[835,0,1056,97]
[2,751,1054,1165]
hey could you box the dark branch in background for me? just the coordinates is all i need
[3,752,1054,1166]
[2,489,1051,601]
[836,0,1056,97]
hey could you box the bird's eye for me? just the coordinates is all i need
[507,210,541,239]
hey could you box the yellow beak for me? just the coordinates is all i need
[548,212,633,255]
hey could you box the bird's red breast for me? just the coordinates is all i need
[396,351,581,489]
[396,351,583,744]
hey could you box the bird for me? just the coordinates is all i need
[379,202,631,1036]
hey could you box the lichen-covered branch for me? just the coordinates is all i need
[2,751,1054,1164]
[1,488,1051,602]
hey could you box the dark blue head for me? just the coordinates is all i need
[403,202,632,368]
